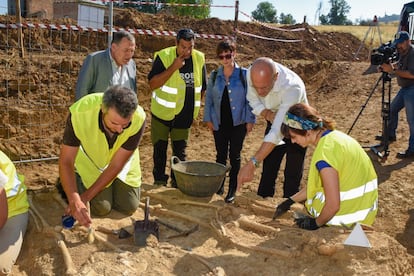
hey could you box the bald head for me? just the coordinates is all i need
[250,57,277,97]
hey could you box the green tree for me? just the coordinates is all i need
[167,0,211,19]
[279,13,296,24]
[251,2,278,23]
[319,14,329,25]
[113,0,162,14]
[319,0,351,25]
[137,0,162,14]
[118,0,211,18]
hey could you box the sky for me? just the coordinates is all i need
[0,0,409,25]
[210,0,410,25]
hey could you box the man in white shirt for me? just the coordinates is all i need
[238,57,308,199]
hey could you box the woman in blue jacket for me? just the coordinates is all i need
[203,40,255,203]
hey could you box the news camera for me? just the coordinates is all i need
[370,41,398,65]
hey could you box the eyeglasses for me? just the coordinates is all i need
[218,53,232,60]
[176,28,195,41]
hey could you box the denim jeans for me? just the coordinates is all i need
[388,85,414,152]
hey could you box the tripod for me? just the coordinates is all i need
[348,71,392,160]
[354,16,383,61]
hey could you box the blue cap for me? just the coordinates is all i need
[393,31,410,46]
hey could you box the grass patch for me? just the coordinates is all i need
[314,22,399,48]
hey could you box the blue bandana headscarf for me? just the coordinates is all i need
[284,112,322,130]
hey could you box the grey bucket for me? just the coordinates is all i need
[171,156,230,197]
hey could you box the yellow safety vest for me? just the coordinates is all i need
[0,150,29,218]
[151,46,204,121]
[306,130,378,226]
[70,93,146,188]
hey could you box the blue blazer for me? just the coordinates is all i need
[203,64,255,130]
[75,48,136,100]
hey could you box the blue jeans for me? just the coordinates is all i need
[388,85,414,152]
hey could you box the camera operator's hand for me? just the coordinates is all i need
[380,63,394,73]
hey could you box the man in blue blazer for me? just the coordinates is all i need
[75,30,137,101]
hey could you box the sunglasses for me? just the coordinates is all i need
[218,53,233,60]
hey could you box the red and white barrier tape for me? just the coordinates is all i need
[236,29,302,43]
[0,22,229,40]
[239,10,305,32]
[55,0,234,8]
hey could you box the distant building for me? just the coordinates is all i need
[54,0,107,29]
[7,1,110,29]
[8,0,52,19]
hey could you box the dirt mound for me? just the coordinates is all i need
[112,8,367,62]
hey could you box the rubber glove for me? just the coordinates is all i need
[294,216,319,230]
[272,197,295,219]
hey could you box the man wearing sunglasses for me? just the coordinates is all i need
[148,28,207,187]
[238,57,308,201]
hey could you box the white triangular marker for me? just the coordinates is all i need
[344,223,371,248]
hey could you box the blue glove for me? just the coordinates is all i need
[294,216,319,230]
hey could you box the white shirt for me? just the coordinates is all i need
[246,60,308,144]
[0,169,8,188]
[110,53,132,90]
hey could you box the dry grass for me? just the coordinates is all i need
[314,22,399,48]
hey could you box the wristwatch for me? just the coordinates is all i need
[250,156,260,168]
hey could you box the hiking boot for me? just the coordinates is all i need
[375,135,396,142]
[396,150,414,159]
[170,179,178,188]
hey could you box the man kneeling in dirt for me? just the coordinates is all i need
[57,85,146,227]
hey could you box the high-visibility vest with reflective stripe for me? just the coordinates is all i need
[0,150,29,218]
[151,46,204,121]
[70,93,146,188]
[306,130,378,226]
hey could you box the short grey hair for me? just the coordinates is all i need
[102,85,138,118]
[111,30,135,45]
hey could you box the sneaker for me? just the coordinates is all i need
[396,150,414,159]
[224,193,235,203]
[224,188,236,203]
[375,135,396,142]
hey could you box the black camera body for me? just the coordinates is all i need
[370,42,398,65]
